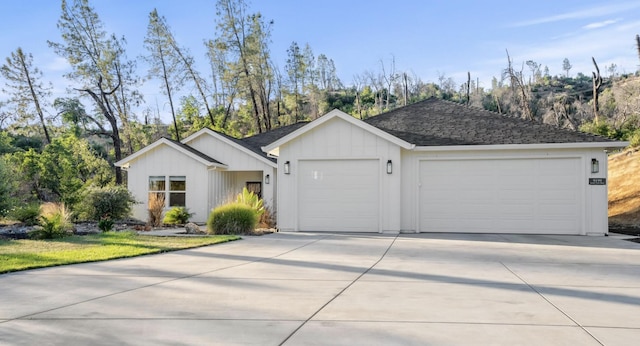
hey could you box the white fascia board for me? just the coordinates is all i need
[412,141,629,152]
[180,127,211,144]
[182,127,277,168]
[114,138,227,169]
[262,109,414,156]
[114,138,166,167]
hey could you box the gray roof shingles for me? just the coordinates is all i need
[364,98,614,146]
[164,137,225,165]
[239,122,309,160]
[165,98,614,164]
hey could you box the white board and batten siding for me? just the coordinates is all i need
[277,117,402,232]
[401,148,609,235]
[186,132,277,214]
[126,145,210,223]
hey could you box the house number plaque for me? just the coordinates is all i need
[588,178,606,185]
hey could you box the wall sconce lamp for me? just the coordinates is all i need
[591,158,599,174]
[284,161,290,175]
[265,174,270,184]
[386,160,393,174]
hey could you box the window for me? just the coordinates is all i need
[148,176,166,208]
[148,176,186,208]
[169,176,186,207]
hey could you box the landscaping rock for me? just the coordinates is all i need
[0,224,31,239]
[185,222,205,234]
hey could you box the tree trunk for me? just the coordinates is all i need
[592,57,603,125]
[18,52,51,144]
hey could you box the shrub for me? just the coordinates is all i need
[629,129,640,147]
[98,217,114,232]
[30,203,73,239]
[207,202,258,235]
[8,203,41,226]
[0,157,16,216]
[163,207,193,225]
[235,187,264,217]
[148,193,165,227]
[79,186,137,221]
[258,205,276,229]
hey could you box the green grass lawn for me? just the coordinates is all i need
[0,231,240,274]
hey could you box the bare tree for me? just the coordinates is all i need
[636,34,640,64]
[503,50,534,121]
[562,58,572,77]
[380,56,397,110]
[592,57,603,124]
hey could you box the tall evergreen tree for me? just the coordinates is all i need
[144,9,181,140]
[211,0,274,133]
[1,48,52,144]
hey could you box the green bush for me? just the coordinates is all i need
[163,207,193,225]
[0,157,16,216]
[8,203,41,225]
[235,187,264,217]
[98,218,114,232]
[78,186,137,221]
[629,129,640,147]
[30,203,73,239]
[207,202,258,235]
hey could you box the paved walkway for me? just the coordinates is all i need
[1,232,640,345]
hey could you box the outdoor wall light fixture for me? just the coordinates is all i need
[387,160,393,174]
[284,161,290,175]
[591,158,599,174]
[265,174,270,184]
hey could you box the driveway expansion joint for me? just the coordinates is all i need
[500,262,606,346]
[279,234,400,346]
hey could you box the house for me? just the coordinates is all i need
[116,98,627,235]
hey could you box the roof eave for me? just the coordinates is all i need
[182,127,277,168]
[412,142,629,152]
[114,138,228,168]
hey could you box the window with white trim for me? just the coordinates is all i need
[148,176,186,208]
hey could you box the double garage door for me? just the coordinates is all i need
[419,158,582,234]
[295,157,582,234]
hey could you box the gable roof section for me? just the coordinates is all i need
[115,137,226,168]
[262,109,415,156]
[182,127,280,168]
[364,98,627,149]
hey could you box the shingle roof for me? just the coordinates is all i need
[163,137,225,165]
[240,122,309,160]
[364,98,614,146]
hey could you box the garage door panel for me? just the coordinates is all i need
[298,159,379,232]
[419,158,581,234]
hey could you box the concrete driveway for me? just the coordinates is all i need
[1,232,640,345]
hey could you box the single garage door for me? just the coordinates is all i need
[419,158,582,234]
[298,159,379,232]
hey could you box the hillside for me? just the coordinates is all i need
[609,148,640,229]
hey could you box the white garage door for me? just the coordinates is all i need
[419,158,582,234]
[298,159,379,232]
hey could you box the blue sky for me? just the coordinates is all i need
[1,0,640,121]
